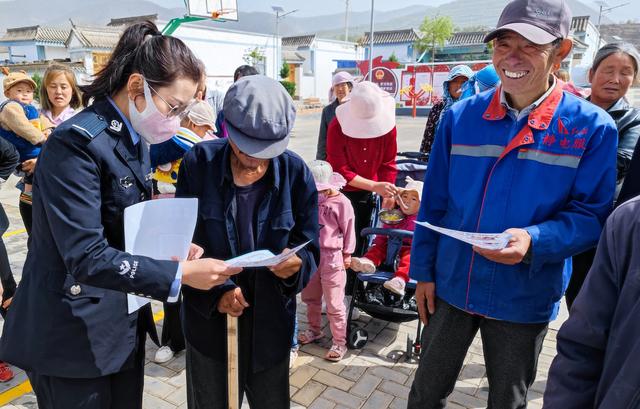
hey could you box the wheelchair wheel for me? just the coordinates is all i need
[348,327,368,349]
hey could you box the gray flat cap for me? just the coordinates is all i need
[223,75,296,159]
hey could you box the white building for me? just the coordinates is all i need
[282,35,363,102]
[66,24,124,81]
[168,21,280,93]
[361,29,422,64]
[570,16,605,68]
[0,26,70,63]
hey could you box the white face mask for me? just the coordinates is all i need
[128,79,180,144]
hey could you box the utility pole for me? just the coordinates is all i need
[272,6,298,79]
[344,0,350,42]
[368,0,375,81]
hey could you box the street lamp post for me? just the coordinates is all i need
[595,1,629,51]
[272,5,298,80]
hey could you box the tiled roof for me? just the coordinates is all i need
[108,14,158,27]
[0,26,70,45]
[571,16,590,33]
[282,35,316,48]
[68,25,123,49]
[360,29,421,46]
[446,31,488,46]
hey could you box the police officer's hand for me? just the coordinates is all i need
[181,259,242,290]
[415,281,436,326]
[187,243,204,260]
[269,249,302,280]
[473,228,532,265]
[218,287,249,317]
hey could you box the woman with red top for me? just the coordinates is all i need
[326,81,398,256]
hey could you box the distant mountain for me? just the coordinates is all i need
[0,0,614,39]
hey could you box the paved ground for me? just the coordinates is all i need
[0,113,568,408]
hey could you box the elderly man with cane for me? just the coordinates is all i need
[176,75,319,409]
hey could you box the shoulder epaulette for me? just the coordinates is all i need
[69,113,107,140]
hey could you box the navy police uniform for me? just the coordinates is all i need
[0,98,179,409]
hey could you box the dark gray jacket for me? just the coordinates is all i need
[597,97,640,200]
[613,98,640,204]
[316,99,339,160]
[544,197,640,409]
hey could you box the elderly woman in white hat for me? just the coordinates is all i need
[326,80,398,255]
[316,71,354,160]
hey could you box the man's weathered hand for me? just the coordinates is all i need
[473,228,531,265]
[415,281,436,326]
[187,243,204,261]
[269,249,302,279]
[217,287,249,317]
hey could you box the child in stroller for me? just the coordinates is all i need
[350,177,423,296]
[346,152,427,356]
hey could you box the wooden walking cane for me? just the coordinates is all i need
[227,315,239,409]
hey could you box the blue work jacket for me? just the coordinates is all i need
[410,82,618,323]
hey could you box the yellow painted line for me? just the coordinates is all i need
[0,307,166,404]
[0,379,32,406]
[153,309,165,323]
[2,228,26,239]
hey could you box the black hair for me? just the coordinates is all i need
[80,21,203,106]
[592,42,640,80]
[233,65,259,82]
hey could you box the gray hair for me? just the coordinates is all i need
[592,42,640,79]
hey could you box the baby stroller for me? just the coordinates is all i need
[346,152,428,360]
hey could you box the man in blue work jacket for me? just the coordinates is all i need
[407,1,618,408]
[176,75,319,409]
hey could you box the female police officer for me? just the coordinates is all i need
[0,21,241,409]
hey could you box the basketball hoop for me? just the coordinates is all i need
[162,0,238,36]
[187,0,238,21]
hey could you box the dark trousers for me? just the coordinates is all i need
[18,198,32,236]
[408,299,548,409]
[565,248,596,311]
[185,341,290,409]
[0,204,16,317]
[342,190,375,257]
[27,323,146,409]
[161,300,185,352]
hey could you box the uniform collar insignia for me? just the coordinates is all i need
[109,120,123,133]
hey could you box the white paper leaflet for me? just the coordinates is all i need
[415,221,512,250]
[225,240,312,268]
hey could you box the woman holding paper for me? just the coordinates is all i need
[0,21,240,409]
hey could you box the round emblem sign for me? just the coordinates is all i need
[365,67,399,97]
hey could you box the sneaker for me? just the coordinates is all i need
[383,277,406,297]
[154,346,175,364]
[0,362,14,382]
[351,257,376,273]
[289,347,299,369]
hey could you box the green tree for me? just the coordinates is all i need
[280,62,290,80]
[415,15,454,63]
[32,72,43,103]
[242,47,265,68]
[388,52,399,63]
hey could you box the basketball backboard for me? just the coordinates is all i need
[186,0,238,21]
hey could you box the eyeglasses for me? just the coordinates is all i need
[147,82,196,119]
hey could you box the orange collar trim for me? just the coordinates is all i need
[483,82,564,131]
